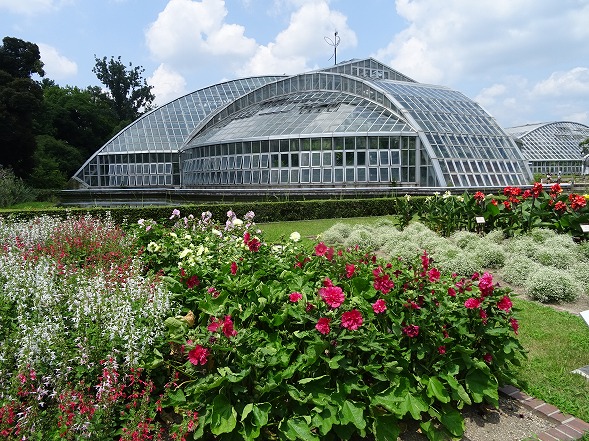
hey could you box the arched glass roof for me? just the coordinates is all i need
[506,121,589,161]
[369,80,530,186]
[186,90,415,148]
[182,69,532,188]
[71,76,284,187]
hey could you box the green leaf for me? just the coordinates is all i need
[426,377,451,403]
[312,406,337,435]
[465,369,498,405]
[373,414,400,441]
[340,400,366,430]
[299,375,328,385]
[441,374,471,405]
[251,403,271,427]
[399,392,429,420]
[281,417,320,441]
[327,354,345,369]
[419,420,447,441]
[439,406,465,437]
[210,394,237,435]
[163,388,185,406]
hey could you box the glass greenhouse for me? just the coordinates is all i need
[505,121,589,176]
[71,58,534,193]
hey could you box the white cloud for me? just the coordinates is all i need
[148,64,188,106]
[376,0,589,86]
[37,43,77,80]
[532,68,589,97]
[237,1,357,76]
[146,0,257,67]
[0,0,72,15]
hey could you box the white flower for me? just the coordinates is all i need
[179,248,192,259]
[404,194,411,201]
[212,229,222,237]
[271,245,284,253]
[233,218,243,226]
[290,231,301,242]
[138,219,145,226]
[147,242,160,252]
[443,191,451,199]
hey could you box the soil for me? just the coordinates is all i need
[398,394,556,440]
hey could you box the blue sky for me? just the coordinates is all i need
[1,0,588,128]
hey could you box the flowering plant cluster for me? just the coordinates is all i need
[0,214,176,440]
[418,185,589,237]
[133,210,525,440]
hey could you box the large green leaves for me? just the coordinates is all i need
[210,395,238,435]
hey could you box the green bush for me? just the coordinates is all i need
[498,256,542,286]
[451,231,481,249]
[468,240,506,269]
[0,167,37,208]
[525,268,583,303]
[130,210,524,440]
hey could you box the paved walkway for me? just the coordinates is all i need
[499,385,589,440]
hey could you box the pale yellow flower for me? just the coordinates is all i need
[290,231,301,242]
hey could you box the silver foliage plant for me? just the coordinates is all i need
[321,221,589,303]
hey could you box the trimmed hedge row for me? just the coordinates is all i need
[0,197,421,225]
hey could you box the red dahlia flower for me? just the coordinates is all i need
[341,309,363,330]
[402,324,419,338]
[464,297,481,309]
[372,299,387,314]
[319,285,345,308]
[497,295,512,312]
[289,292,302,302]
[315,317,331,335]
[188,345,209,366]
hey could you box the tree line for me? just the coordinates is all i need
[0,36,155,194]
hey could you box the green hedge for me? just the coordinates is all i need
[0,197,425,225]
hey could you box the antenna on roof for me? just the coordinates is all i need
[324,31,340,65]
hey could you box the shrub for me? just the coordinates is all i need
[441,252,485,277]
[130,210,524,441]
[468,240,506,269]
[0,167,37,207]
[525,268,583,303]
[343,225,384,250]
[451,230,480,249]
[484,229,505,244]
[529,228,557,243]
[319,222,353,245]
[533,246,578,269]
[499,256,542,286]
[570,262,589,294]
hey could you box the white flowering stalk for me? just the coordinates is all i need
[0,215,175,404]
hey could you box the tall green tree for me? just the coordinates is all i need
[92,55,155,124]
[0,36,45,178]
[31,81,121,189]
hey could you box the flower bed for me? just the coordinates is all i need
[132,210,525,440]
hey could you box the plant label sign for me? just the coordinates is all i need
[581,310,589,328]
[581,224,589,233]
[475,217,485,224]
